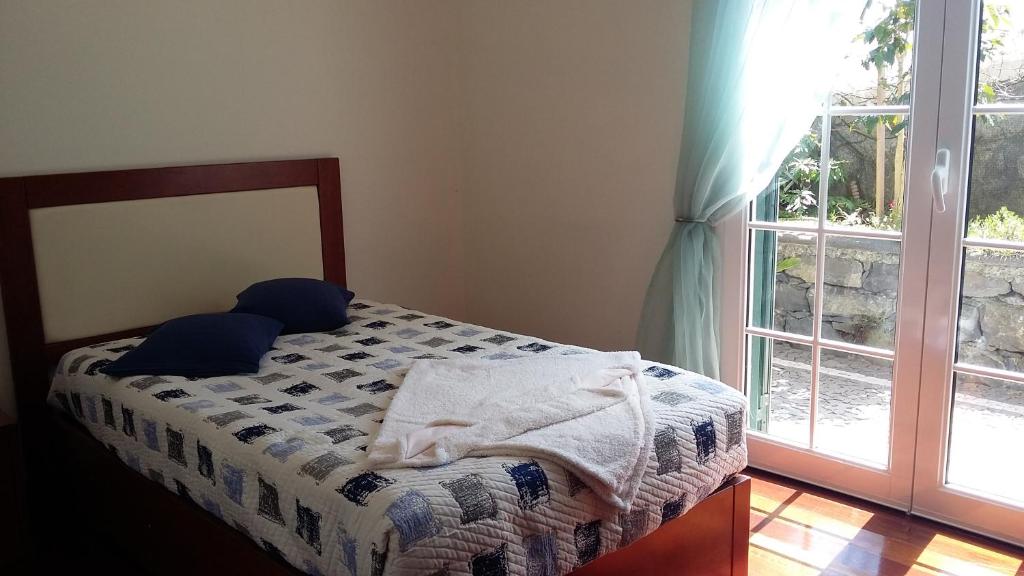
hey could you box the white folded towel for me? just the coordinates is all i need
[367,351,654,510]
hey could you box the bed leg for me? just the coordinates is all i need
[732,475,751,576]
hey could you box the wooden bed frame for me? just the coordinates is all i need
[0,158,749,575]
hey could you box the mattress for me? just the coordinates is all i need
[48,300,748,576]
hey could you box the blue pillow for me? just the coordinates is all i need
[100,313,283,378]
[231,278,355,334]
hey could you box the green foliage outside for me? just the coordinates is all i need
[775,1,1021,237]
[967,207,1024,242]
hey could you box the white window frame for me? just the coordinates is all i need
[727,0,1024,545]
[722,0,947,510]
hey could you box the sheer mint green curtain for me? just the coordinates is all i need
[638,0,858,378]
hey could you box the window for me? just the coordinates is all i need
[736,0,1024,544]
[744,0,915,467]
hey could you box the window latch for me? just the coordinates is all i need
[931,148,951,213]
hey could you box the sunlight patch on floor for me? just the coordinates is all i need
[914,533,1023,576]
[749,474,1024,576]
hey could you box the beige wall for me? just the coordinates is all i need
[455,1,692,352]
[0,1,695,416]
[0,0,467,416]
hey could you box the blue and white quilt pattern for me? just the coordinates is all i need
[48,300,748,576]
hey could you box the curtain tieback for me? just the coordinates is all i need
[674,217,707,224]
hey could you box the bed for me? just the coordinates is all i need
[0,158,750,576]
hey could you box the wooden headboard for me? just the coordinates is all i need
[0,158,344,416]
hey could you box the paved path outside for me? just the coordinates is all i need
[764,342,1024,502]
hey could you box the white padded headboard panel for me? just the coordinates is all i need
[29,186,323,342]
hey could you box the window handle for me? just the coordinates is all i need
[931,148,951,213]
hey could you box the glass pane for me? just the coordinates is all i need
[826,114,907,232]
[748,336,812,447]
[814,349,893,467]
[947,371,1024,503]
[976,2,1024,105]
[965,115,1024,231]
[817,236,900,349]
[957,247,1024,371]
[751,118,823,228]
[749,230,816,337]
[831,1,916,107]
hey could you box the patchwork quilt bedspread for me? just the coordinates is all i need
[48,300,748,576]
